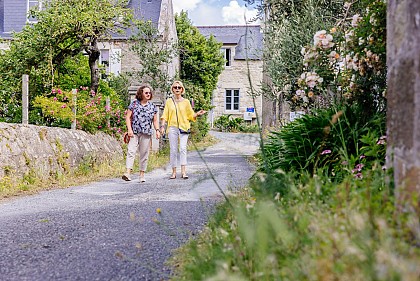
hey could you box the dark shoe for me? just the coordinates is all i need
[122,174,132,181]
[181,174,189,179]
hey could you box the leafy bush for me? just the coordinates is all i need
[261,104,386,181]
[214,115,259,133]
[32,87,125,135]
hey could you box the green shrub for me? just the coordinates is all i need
[261,104,386,181]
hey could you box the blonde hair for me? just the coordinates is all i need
[171,80,185,95]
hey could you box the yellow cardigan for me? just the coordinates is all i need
[161,98,196,132]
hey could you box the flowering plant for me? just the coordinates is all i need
[288,0,386,114]
[33,86,125,136]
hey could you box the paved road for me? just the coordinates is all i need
[0,131,260,281]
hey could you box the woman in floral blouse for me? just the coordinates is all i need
[123,84,160,183]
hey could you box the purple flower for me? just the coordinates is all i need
[359,155,366,159]
[321,149,332,155]
[355,163,364,171]
[355,172,363,179]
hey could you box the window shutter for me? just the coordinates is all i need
[109,49,122,75]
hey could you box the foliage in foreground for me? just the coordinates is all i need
[169,165,420,281]
[261,104,386,182]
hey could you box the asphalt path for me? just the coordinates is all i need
[0,131,260,281]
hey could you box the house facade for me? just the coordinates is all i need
[196,25,263,127]
[0,0,179,90]
[0,0,178,150]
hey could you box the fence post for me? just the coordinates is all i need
[106,97,110,128]
[22,74,29,125]
[71,89,77,130]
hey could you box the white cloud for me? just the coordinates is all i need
[188,4,224,26]
[222,1,259,25]
[172,0,202,14]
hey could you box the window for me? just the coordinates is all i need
[100,49,121,77]
[222,48,231,67]
[225,89,239,111]
[27,0,42,23]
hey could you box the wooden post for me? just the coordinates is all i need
[71,89,77,130]
[22,75,29,125]
[106,97,111,128]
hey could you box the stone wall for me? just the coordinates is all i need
[387,0,420,209]
[0,123,123,180]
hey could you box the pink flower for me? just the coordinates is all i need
[359,155,366,159]
[61,104,67,108]
[355,163,364,171]
[53,97,58,101]
[355,172,363,179]
[321,150,332,155]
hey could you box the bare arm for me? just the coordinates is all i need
[126,110,134,137]
[153,113,161,139]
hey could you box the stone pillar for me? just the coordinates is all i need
[387,0,420,211]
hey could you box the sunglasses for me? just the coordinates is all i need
[143,92,151,95]
[172,86,182,90]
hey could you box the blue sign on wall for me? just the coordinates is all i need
[246,107,255,113]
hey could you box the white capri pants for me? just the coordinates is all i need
[126,133,152,171]
[168,126,189,168]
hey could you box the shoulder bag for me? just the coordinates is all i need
[171,97,191,134]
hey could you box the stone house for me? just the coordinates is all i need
[0,0,179,90]
[196,25,263,128]
[0,0,178,150]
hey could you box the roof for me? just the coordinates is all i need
[0,0,162,40]
[196,25,263,60]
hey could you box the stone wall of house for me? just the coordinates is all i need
[211,58,263,126]
[0,123,123,180]
[387,0,420,209]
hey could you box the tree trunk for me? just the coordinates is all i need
[88,37,100,93]
[387,0,420,213]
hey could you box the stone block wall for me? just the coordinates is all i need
[212,59,263,126]
[0,123,123,180]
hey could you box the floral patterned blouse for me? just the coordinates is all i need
[128,99,157,135]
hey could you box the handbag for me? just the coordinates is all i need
[171,97,191,134]
[123,132,131,144]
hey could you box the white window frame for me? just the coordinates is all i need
[27,0,42,23]
[221,48,232,67]
[100,48,121,77]
[225,89,240,111]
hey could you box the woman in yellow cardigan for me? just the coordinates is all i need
[160,80,206,179]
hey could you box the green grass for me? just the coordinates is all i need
[168,169,420,281]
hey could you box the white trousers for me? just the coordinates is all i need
[168,126,189,168]
[126,133,151,171]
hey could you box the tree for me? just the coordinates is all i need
[175,11,224,140]
[128,19,177,97]
[0,0,132,121]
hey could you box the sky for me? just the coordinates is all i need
[172,0,260,26]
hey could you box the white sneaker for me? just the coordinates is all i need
[139,177,145,183]
[122,174,132,181]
